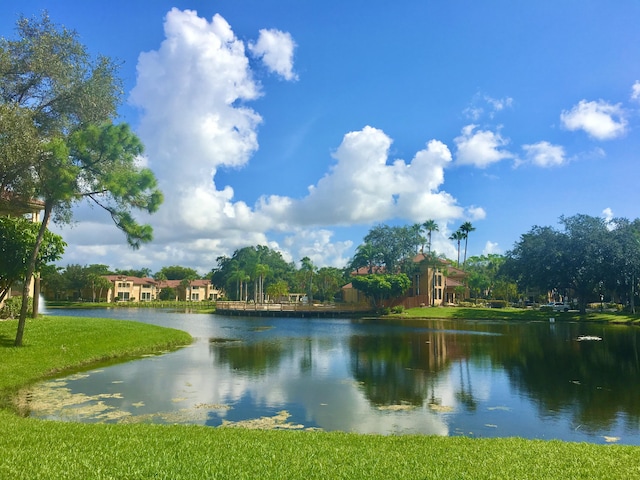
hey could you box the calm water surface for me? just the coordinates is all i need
[29,308,640,444]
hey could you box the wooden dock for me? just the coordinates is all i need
[214,301,373,318]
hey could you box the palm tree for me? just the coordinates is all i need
[179,278,192,301]
[422,220,439,256]
[228,264,245,301]
[450,230,465,267]
[300,256,316,303]
[241,274,250,302]
[351,242,379,274]
[460,221,475,267]
[421,220,440,307]
[411,223,425,254]
[254,263,269,304]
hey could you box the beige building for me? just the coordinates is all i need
[104,276,221,302]
[104,275,157,302]
[409,254,469,307]
[342,254,468,308]
[0,194,44,310]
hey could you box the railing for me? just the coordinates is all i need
[215,301,371,314]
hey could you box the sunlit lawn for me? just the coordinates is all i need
[395,305,640,324]
[1,315,639,479]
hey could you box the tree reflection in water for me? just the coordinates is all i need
[31,309,640,442]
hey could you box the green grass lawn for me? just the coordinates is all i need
[1,315,639,479]
[393,305,640,324]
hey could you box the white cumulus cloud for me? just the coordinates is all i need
[259,126,466,227]
[482,241,502,255]
[454,124,513,168]
[560,99,627,140]
[632,81,640,101]
[463,94,513,120]
[57,9,478,273]
[522,141,566,167]
[249,29,298,81]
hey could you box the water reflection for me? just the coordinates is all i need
[24,309,640,444]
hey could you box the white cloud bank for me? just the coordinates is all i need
[57,8,476,273]
[560,99,627,140]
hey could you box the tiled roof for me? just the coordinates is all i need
[103,275,213,288]
[0,191,45,215]
[104,275,156,286]
[350,266,386,275]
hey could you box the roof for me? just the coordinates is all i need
[350,265,386,275]
[445,278,465,288]
[411,253,449,265]
[104,275,156,286]
[104,276,214,289]
[0,191,45,216]
[156,279,213,288]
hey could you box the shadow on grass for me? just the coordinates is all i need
[0,334,16,348]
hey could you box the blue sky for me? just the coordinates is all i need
[2,1,640,274]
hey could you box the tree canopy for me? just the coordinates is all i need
[155,265,199,281]
[503,214,640,313]
[0,13,162,345]
[211,246,296,302]
[0,216,65,305]
[350,224,424,275]
[350,273,411,309]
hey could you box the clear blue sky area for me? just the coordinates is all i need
[2,1,639,273]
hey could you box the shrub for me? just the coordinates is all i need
[488,300,507,309]
[458,301,476,308]
[0,296,32,319]
[391,305,404,314]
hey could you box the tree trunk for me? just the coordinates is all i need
[0,283,12,305]
[15,203,52,346]
[32,276,40,317]
[631,275,636,314]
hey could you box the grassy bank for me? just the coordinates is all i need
[394,306,640,324]
[46,300,216,312]
[1,315,639,479]
[0,316,192,395]
[2,411,639,480]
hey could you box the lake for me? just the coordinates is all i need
[27,308,640,444]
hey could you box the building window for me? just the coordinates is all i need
[141,292,151,301]
[192,285,199,290]
[118,292,130,301]
[191,293,199,301]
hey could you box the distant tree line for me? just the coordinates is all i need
[210,245,348,303]
[502,214,640,313]
[29,212,640,314]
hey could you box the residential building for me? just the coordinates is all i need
[103,276,222,302]
[0,194,45,310]
[104,275,158,302]
[155,279,221,302]
[342,254,468,308]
